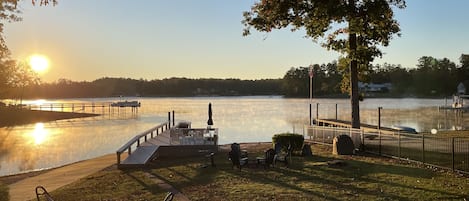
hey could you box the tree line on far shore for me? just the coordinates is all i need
[1,54,468,100]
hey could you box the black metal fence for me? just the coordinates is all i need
[305,125,469,174]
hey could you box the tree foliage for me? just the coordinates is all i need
[0,0,56,95]
[243,0,406,128]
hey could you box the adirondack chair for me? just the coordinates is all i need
[228,143,248,170]
[256,148,276,169]
[273,142,290,167]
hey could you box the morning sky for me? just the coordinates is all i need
[4,0,469,82]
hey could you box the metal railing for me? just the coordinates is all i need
[305,125,469,174]
[116,122,169,165]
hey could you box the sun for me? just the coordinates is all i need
[29,54,50,73]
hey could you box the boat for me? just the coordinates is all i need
[111,100,141,107]
[391,125,418,134]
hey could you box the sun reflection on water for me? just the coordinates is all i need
[30,123,48,145]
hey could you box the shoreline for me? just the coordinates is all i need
[0,142,269,184]
[0,107,99,128]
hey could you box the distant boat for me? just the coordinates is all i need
[391,125,418,134]
[111,100,141,107]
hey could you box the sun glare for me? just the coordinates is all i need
[31,123,49,145]
[29,55,50,73]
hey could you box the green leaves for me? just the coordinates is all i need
[243,0,406,64]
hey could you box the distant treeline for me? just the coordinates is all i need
[2,55,468,99]
[283,55,469,98]
[10,78,283,99]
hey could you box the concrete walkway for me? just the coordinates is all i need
[8,154,115,201]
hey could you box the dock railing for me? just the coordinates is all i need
[170,128,218,146]
[305,124,469,175]
[116,122,170,166]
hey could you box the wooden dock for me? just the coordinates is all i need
[314,119,414,135]
[116,122,219,169]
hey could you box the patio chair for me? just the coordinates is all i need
[273,142,290,167]
[228,143,248,170]
[163,192,174,201]
[256,148,276,169]
[36,186,54,201]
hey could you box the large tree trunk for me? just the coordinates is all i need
[349,33,360,129]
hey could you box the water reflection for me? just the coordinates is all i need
[30,123,48,145]
[0,97,467,176]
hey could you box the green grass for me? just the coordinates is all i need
[45,143,469,201]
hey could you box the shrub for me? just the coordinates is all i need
[0,182,9,201]
[272,133,304,152]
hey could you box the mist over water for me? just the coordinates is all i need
[0,96,466,176]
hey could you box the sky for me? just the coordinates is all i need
[4,0,469,82]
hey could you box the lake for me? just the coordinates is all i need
[0,96,466,176]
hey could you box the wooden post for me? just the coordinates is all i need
[117,153,121,166]
[422,133,425,163]
[335,103,338,120]
[316,103,319,122]
[452,137,455,171]
[168,112,171,129]
[172,110,175,126]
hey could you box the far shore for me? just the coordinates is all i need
[0,107,99,128]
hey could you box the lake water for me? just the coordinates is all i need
[0,96,467,176]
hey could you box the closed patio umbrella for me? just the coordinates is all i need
[207,103,213,126]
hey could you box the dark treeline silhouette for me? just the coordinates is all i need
[9,77,283,99]
[283,54,469,98]
[2,54,468,99]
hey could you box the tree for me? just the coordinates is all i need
[0,0,56,95]
[243,0,405,129]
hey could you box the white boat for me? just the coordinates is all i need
[391,125,418,134]
[111,100,141,107]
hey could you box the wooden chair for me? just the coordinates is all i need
[273,142,290,167]
[228,143,248,170]
[257,148,276,169]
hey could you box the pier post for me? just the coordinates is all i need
[172,110,175,126]
[168,112,171,129]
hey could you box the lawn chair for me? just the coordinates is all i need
[273,142,290,167]
[256,148,276,169]
[163,192,174,201]
[228,143,248,170]
[36,186,54,201]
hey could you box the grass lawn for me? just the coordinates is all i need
[43,143,469,201]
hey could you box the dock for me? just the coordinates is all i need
[313,119,415,135]
[17,101,140,114]
[116,120,219,168]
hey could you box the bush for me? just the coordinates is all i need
[272,133,304,152]
[0,182,9,201]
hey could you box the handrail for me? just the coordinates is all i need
[116,122,169,166]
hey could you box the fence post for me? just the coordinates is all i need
[316,103,319,121]
[422,133,425,163]
[335,103,338,120]
[398,132,401,158]
[452,137,455,171]
[379,129,382,156]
